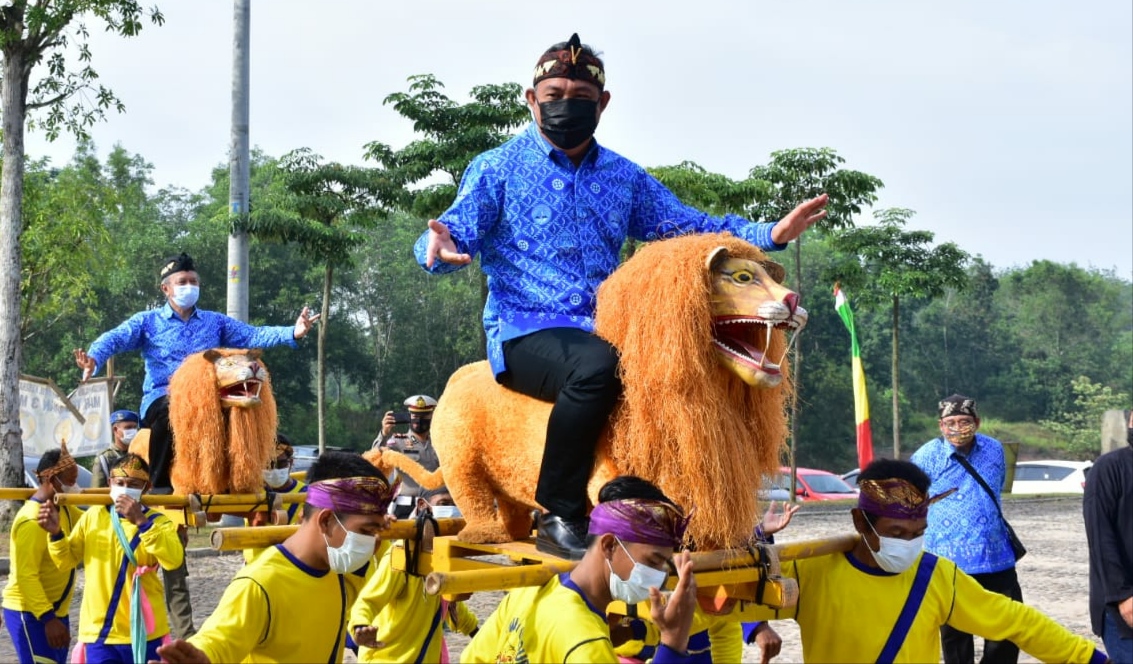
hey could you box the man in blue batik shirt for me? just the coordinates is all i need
[418,33,829,560]
[911,394,1023,664]
[72,252,319,641]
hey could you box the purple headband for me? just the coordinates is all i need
[307,476,394,515]
[588,498,690,548]
[858,478,955,520]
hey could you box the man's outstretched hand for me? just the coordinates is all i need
[150,639,210,664]
[73,349,95,382]
[425,219,472,268]
[293,307,321,340]
[770,194,829,245]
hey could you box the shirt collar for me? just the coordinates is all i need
[161,302,199,321]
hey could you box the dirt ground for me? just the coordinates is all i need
[0,496,1104,663]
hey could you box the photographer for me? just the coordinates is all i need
[372,395,439,518]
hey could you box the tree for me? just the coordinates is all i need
[243,149,398,451]
[747,148,884,477]
[826,208,970,457]
[0,1,163,522]
[1041,375,1129,459]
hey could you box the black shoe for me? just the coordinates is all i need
[535,513,589,561]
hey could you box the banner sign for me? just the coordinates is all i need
[19,376,112,458]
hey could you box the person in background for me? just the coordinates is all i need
[242,435,308,564]
[375,394,440,518]
[92,409,140,488]
[911,394,1023,663]
[1083,408,1133,662]
[2,445,84,664]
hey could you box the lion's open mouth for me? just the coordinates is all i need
[219,379,263,404]
[712,316,800,375]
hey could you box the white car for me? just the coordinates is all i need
[1011,460,1092,495]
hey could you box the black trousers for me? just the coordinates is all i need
[941,566,1023,664]
[500,328,622,521]
[141,396,175,490]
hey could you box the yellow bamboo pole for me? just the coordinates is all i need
[423,533,860,596]
[0,487,111,501]
[209,518,468,551]
[53,491,306,510]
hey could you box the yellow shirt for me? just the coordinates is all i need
[242,480,307,564]
[351,545,478,663]
[189,543,370,663]
[461,574,615,664]
[47,505,183,644]
[2,498,83,619]
[728,551,1102,663]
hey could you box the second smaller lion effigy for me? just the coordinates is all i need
[167,348,278,495]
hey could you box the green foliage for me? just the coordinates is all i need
[647,161,771,216]
[748,148,884,229]
[1040,376,1130,459]
[363,74,528,219]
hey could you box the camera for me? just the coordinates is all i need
[391,411,411,425]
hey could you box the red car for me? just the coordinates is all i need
[778,466,858,501]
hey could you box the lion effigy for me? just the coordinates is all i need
[366,232,806,550]
[166,348,278,495]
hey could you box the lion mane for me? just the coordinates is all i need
[372,232,792,550]
[167,349,278,495]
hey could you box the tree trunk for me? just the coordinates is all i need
[0,45,29,526]
[788,237,802,500]
[891,294,900,459]
[317,265,332,454]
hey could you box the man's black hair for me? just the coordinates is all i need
[110,453,150,475]
[542,38,605,69]
[857,458,931,494]
[597,475,677,507]
[421,486,451,501]
[302,451,384,519]
[36,449,62,476]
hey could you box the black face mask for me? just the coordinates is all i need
[537,98,599,150]
[410,418,431,436]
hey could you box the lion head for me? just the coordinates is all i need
[168,348,278,495]
[594,232,797,549]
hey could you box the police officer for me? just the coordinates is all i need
[91,410,140,488]
[375,395,439,518]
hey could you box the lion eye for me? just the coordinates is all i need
[733,270,755,283]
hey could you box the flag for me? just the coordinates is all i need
[834,283,874,469]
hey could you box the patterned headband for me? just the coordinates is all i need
[307,476,395,515]
[38,442,78,481]
[588,498,691,548]
[858,478,955,520]
[533,33,605,90]
[110,455,150,482]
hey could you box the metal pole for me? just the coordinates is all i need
[226,0,250,321]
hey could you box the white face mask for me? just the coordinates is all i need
[262,468,291,488]
[324,513,376,574]
[607,538,668,605]
[110,485,144,503]
[55,479,81,494]
[866,519,924,573]
[120,428,138,445]
[170,284,199,309]
[431,505,461,519]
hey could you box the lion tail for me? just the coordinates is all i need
[362,448,445,491]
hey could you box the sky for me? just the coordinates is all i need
[22,0,1133,279]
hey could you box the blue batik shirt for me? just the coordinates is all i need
[413,123,787,375]
[910,433,1016,574]
[87,303,296,419]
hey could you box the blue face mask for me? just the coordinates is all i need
[170,284,199,309]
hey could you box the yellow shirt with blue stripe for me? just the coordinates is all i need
[2,498,83,619]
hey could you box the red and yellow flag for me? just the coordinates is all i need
[834,283,873,469]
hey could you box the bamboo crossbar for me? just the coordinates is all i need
[52,491,307,511]
[0,487,109,501]
[209,518,468,550]
[423,533,861,597]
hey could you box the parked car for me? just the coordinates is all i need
[841,468,861,487]
[24,455,94,489]
[758,475,792,502]
[779,466,858,501]
[1011,460,1092,495]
